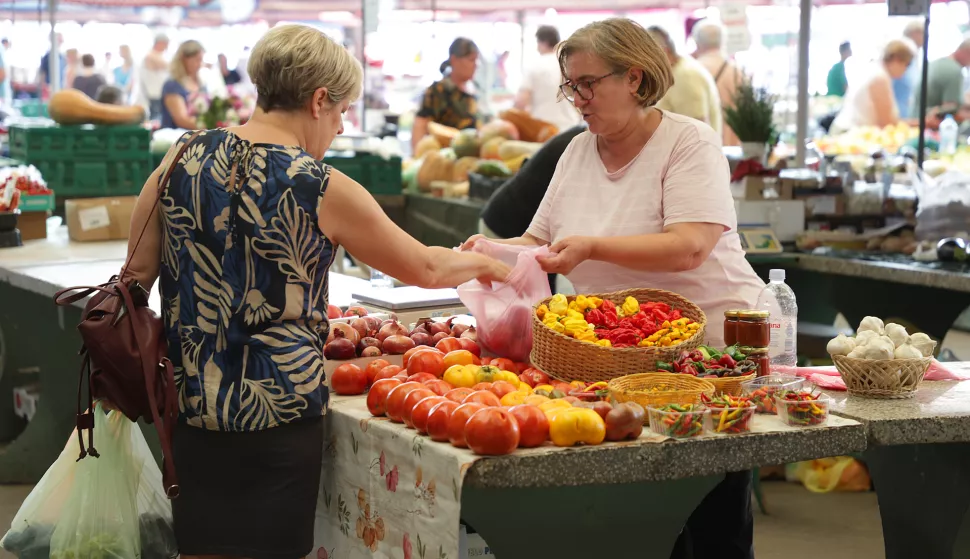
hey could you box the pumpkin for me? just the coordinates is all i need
[452,157,480,182]
[480,137,507,160]
[414,136,441,159]
[428,121,460,146]
[417,150,456,192]
[498,140,543,162]
[48,88,145,125]
[498,109,559,143]
[451,128,481,158]
[480,119,519,143]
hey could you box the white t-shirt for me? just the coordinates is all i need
[831,64,896,134]
[526,112,765,346]
[521,52,582,131]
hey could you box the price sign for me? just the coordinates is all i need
[888,0,928,16]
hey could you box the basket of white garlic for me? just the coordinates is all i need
[826,316,937,399]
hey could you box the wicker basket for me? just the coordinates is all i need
[706,373,757,396]
[532,288,707,384]
[833,355,932,399]
[609,373,716,413]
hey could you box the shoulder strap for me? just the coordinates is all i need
[714,61,730,84]
[121,131,202,281]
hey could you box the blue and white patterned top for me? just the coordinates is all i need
[159,129,334,432]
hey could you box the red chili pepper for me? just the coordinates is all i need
[585,308,609,327]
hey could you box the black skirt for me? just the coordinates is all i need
[172,417,324,559]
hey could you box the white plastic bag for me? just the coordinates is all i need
[912,169,970,240]
[457,240,552,362]
[1,404,177,559]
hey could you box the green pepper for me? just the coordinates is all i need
[657,361,674,372]
[700,345,722,359]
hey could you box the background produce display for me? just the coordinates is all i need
[814,122,917,156]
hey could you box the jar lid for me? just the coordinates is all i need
[739,346,770,355]
[737,310,770,319]
[724,310,741,318]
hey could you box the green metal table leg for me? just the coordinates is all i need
[460,475,723,559]
[752,469,768,515]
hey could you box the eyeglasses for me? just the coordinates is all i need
[559,73,616,101]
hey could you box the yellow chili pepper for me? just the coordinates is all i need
[595,339,612,348]
[575,330,598,342]
[548,407,607,447]
[549,294,568,315]
[574,295,589,310]
[621,297,640,317]
[587,296,603,309]
[536,304,549,320]
[659,336,673,346]
[543,312,562,324]
[545,320,566,334]
[566,309,586,320]
[563,317,589,337]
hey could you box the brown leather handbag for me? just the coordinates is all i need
[53,132,201,499]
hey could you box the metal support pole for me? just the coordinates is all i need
[917,11,931,169]
[48,0,60,93]
[794,0,811,167]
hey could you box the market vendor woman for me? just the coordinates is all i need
[411,37,480,152]
[464,18,764,559]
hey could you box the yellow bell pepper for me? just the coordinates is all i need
[500,391,528,407]
[548,407,607,447]
[536,304,549,320]
[443,365,477,388]
[563,317,589,337]
[475,365,500,384]
[621,297,640,317]
[493,371,520,386]
[575,330,598,342]
[574,295,590,309]
[566,309,585,320]
[544,320,566,334]
[549,294,568,316]
[587,296,603,309]
[595,339,612,348]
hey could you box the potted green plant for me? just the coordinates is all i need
[724,81,778,163]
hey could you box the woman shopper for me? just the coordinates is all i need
[160,39,206,130]
[121,24,510,559]
[463,18,764,559]
[831,39,917,133]
[410,37,480,152]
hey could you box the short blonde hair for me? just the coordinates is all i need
[249,24,363,112]
[558,18,673,108]
[170,40,203,82]
[883,38,916,66]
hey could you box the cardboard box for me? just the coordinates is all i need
[65,196,137,242]
[17,211,48,241]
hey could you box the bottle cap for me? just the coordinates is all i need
[769,269,786,282]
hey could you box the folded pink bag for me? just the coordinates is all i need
[794,360,970,391]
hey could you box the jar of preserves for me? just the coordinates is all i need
[736,310,770,348]
[743,347,771,377]
[723,310,741,346]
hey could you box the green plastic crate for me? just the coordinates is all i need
[15,100,48,118]
[31,157,154,197]
[9,124,151,162]
[325,153,402,195]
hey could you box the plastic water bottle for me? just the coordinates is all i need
[369,268,394,289]
[756,269,798,373]
[940,114,959,155]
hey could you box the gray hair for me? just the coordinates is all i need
[903,19,924,42]
[693,21,724,51]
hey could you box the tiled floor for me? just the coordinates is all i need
[0,480,883,559]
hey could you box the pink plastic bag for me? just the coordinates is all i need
[457,241,552,362]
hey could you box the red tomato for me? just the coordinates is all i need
[327,305,342,320]
[403,347,443,369]
[407,372,437,384]
[411,396,446,434]
[490,358,516,372]
[331,364,367,395]
[384,382,424,423]
[443,350,481,369]
[509,405,549,448]
[552,381,573,394]
[444,387,474,403]
[457,338,481,357]
[464,408,521,456]
[365,359,391,385]
[514,362,531,374]
[480,357,492,366]
[435,337,463,354]
[407,351,446,378]
[373,365,403,383]
[519,368,550,388]
[447,402,487,447]
[489,381,518,400]
[402,388,436,428]
[471,382,493,392]
[462,390,501,407]
[426,400,460,442]
[366,378,403,416]
[343,306,368,317]
[393,373,409,382]
[423,379,453,396]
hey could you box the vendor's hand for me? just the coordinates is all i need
[537,236,594,275]
[461,234,486,252]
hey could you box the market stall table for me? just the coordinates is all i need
[826,373,970,559]
[314,394,865,559]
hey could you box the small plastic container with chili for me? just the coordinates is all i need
[736,310,770,348]
[723,310,741,346]
[741,347,771,377]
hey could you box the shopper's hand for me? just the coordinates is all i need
[461,234,486,252]
[476,255,513,286]
[537,236,594,275]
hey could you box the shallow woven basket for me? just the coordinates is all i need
[532,288,707,384]
[707,373,757,397]
[608,373,716,413]
[833,355,933,399]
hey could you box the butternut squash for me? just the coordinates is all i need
[48,89,145,126]
[498,140,543,162]
[417,150,456,192]
[427,121,460,146]
[498,109,559,143]
[414,135,442,159]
